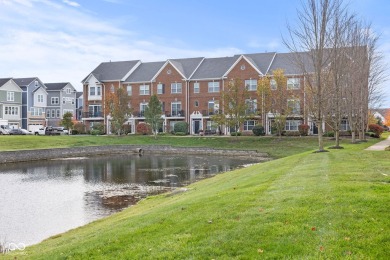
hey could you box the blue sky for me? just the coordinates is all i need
[0,0,389,107]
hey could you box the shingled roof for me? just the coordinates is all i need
[190,56,239,80]
[13,77,37,87]
[0,78,12,87]
[268,52,314,75]
[124,61,165,83]
[82,60,140,83]
[45,82,69,91]
[169,57,204,79]
[242,52,276,75]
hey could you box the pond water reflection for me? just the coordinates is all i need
[0,154,259,246]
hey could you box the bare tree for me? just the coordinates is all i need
[284,0,343,152]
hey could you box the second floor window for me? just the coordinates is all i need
[157,84,164,94]
[208,82,220,93]
[287,99,300,114]
[245,99,257,114]
[208,100,219,115]
[51,97,59,105]
[171,102,182,116]
[7,91,14,101]
[245,79,257,91]
[194,83,200,93]
[140,85,150,95]
[5,106,18,115]
[66,88,71,94]
[89,86,101,96]
[171,83,182,94]
[126,85,132,96]
[270,79,277,90]
[31,107,43,116]
[287,78,300,90]
[37,94,44,103]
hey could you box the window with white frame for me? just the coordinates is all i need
[287,99,300,114]
[340,119,350,131]
[194,82,200,93]
[110,85,115,93]
[285,120,300,131]
[46,109,50,118]
[66,88,71,94]
[72,98,75,104]
[171,102,182,116]
[56,109,60,118]
[51,109,55,118]
[31,107,43,116]
[208,100,219,115]
[96,85,101,95]
[140,85,150,95]
[139,102,148,117]
[4,106,18,115]
[126,85,132,96]
[157,83,164,94]
[208,82,220,93]
[270,79,277,90]
[287,78,300,89]
[245,79,257,91]
[51,97,59,105]
[89,85,101,96]
[88,105,102,117]
[244,120,256,131]
[7,91,15,101]
[63,97,66,104]
[171,83,182,94]
[37,94,44,103]
[245,99,257,114]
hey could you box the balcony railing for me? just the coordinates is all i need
[202,110,222,116]
[165,110,185,117]
[83,112,103,118]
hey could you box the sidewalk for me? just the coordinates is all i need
[365,136,390,151]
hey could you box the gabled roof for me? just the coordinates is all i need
[13,77,36,87]
[268,52,314,75]
[45,82,70,91]
[0,78,12,87]
[243,52,276,74]
[124,61,165,83]
[76,91,83,98]
[169,57,204,79]
[82,60,141,83]
[190,56,239,80]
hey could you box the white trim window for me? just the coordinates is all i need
[287,99,300,114]
[51,97,59,105]
[245,99,257,114]
[51,109,55,118]
[171,83,182,94]
[244,120,256,131]
[140,85,150,95]
[287,78,300,90]
[140,102,148,116]
[46,109,50,118]
[126,85,132,96]
[7,91,15,101]
[270,79,277,90]
[285,120,300,131]
[171,102,182,116]
[194,82,200,93]
[340,119,350,131]
[66,88,71,94]
[89,85,101,96]
[157,83,164,94]
[208,82,220,93]
[5,106,18,115]
[31,107,43,116]
[37,94,44,103]
[245,79,257,91]
[56,109,61,118]
[208,100,219,115]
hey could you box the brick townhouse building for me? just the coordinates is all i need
[82,52,313,135]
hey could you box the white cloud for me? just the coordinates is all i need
[63,0,80,8]
[0,1,240,91]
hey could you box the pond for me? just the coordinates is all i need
[0,153,259,246]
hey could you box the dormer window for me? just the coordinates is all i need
[66,88,71,94]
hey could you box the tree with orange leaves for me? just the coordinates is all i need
[104,87,132,135]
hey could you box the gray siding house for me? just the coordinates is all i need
[0,78,23,128]
[75,91,83,121]
[14,77,48,131]
[45,83,77,127]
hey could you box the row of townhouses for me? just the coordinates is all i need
[82,52,329,135]
[0,77,82,131]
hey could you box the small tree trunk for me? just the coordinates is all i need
[317,119,325,151]
[351,131,356,143]
[335,129,340,147]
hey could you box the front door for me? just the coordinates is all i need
[194,120,200,134]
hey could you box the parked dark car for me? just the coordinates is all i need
[9,129,26,135]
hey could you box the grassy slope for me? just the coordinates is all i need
[0,135,338,158]
[8,138,389,259]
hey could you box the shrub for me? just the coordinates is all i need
[90,129,101,135]
[123,124,132,135]
[136,123,151,135]
[323,131,335,137]
[174,122,188,134]
[298,124,309,136]
[73,122,86,134]
[252,125,265,136]
[92,123,105,135]
[230,132,242,136]
[368,124,384,138]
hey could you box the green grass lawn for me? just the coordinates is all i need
[0,134,367,158]
[6,136,389,259]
